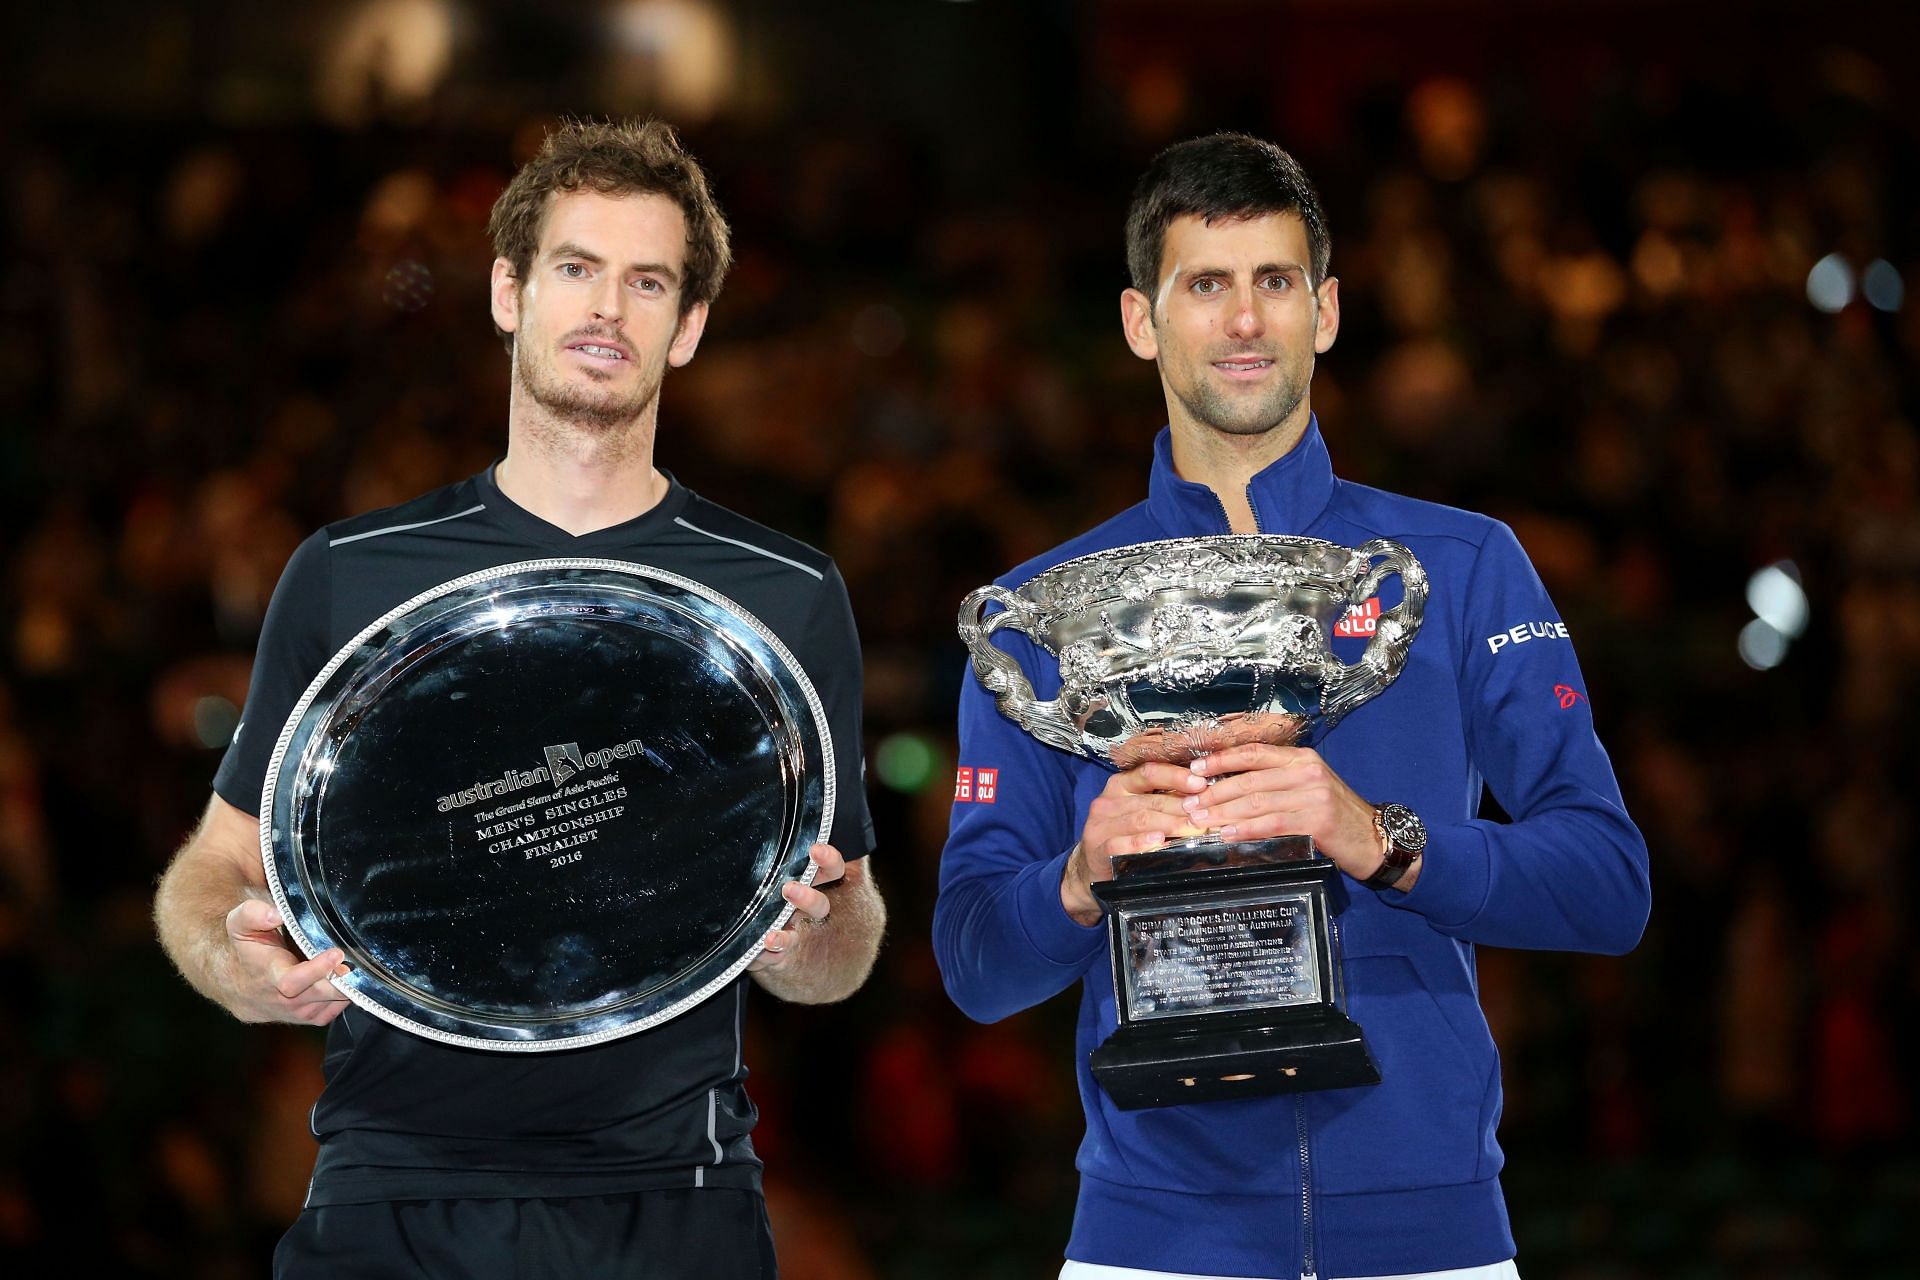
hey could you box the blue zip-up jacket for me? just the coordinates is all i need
[935,419,1650,1279]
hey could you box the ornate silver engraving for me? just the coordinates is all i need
[959,534,1427,765]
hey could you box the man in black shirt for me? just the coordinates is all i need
[154,120,886,1279]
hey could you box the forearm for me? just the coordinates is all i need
[937,705,1103,1020]
[1387,806,1649,954]
[934,848,1105,1023]
[154,795,292,1020]
[154,843,263,1013]
[751,867,885,1004]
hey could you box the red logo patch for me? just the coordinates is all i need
[1554,684,1587,709]
[955,767,999,804]
[1335,598,1382,638]
[976,768,998,803]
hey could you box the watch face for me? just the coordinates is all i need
[1381,804,1427,854]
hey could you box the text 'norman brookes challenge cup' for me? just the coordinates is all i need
[958,535,1427,1108]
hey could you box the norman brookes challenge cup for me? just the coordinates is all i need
[262,559,831,1052]
[958,535,1427,1109]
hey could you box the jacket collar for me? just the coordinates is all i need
[1146,415,1338,536]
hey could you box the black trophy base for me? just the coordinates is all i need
[1090,1009,1380,1110]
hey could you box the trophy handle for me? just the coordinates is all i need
[1320,538,1428,727]
[957,586,1088,757]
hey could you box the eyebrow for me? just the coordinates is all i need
[545,242,682,282]
[1186,262,1307,279]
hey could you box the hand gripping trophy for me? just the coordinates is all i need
[959,534,1426,1109]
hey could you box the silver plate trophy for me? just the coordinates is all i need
[960,535,1426,1108]
[262,559,830,1052]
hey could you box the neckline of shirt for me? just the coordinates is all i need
[1145,415,1338,537]
[475,460,694,550]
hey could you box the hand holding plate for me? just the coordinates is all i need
[225,898,351,1026]
[750,844,843,971]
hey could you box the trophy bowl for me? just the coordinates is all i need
[959,534,1427,770]
[958,534,1428,1108]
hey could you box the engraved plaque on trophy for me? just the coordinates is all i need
[1091,836,1363,1108]
[1119,874,1323,1021]
[959,535,1426,1108]
[262,559,832,1052]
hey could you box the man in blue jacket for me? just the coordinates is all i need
[934,133,1649,1280]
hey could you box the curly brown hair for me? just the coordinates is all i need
[487,118,732,332]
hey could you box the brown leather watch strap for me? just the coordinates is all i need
[1366,803,1423,889]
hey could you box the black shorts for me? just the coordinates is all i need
[273,1189,777,1279]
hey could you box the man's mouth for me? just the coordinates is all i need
[566,335,632,362]
[1213,357,1273,375]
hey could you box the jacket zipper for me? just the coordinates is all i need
[1245,476,1312,1275]
[1257,482,1311,1277]
[1296,1096,1317,1280]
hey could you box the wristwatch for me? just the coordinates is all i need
[1367,802,1427,889]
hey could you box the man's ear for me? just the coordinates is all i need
[667,300,709,369]
[1120,288,1159,362]
[1313,276,1340,355]
[490,258,520,337]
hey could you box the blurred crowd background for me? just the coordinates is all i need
[3,1,1916,1276]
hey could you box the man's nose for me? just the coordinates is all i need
[1223,286,1265,340]
[589,275,627,323]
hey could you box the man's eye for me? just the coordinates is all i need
[559,263,587,279]
[1263,275,1290,290]
[634,278,661,293]
[1192,278,1222,295]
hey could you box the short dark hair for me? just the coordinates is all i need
[487,118,732,324]
[1124,133,1331,299]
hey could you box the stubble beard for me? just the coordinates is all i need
[1178,356,1311,440]
[514,338,663,436]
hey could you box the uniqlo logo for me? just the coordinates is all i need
[1335,598,1381,638]
[955,767,999,803]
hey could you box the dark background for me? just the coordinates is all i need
[3,1,1916,1276]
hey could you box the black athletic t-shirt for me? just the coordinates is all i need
[213,467,874,1207]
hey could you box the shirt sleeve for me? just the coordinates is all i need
[1382,520,1651,954]
[934,618,1106,1024]
[211,530,334,819]
[805,564,875,860]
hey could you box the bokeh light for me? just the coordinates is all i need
[1863,259,1905,312]
[193,696,241,749]
[1806,253,1854,313]
[1745,561,1809,640]
[874,731,940,793]
[1738,618,1789,671]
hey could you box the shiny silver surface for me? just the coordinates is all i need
[1119,887,1324,1021]
[261,559,831,1052]
[959,535,1427,765]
